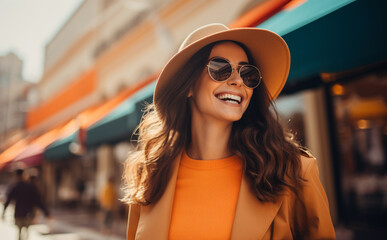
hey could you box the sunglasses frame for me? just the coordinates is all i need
[206,57,262,89]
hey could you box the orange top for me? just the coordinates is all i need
[169,152,243,240]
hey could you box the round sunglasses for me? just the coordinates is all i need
[207,57,262,88]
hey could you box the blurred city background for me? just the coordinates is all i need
[0,0,386,239]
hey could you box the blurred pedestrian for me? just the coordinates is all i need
[76,177,85,205]
[2,169,50,240]
[123,23,335,239]
[27,174,49,220]
[99,176,117,234]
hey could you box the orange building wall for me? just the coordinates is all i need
[26,69,96,130]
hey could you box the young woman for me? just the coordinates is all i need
[123,23,335,239]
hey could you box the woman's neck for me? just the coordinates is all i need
[187,116,233,160]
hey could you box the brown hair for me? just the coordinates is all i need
[123,41,310,205]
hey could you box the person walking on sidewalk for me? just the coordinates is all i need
[99,176,117,234]
[2,169,50,240]
[123,23,335,239]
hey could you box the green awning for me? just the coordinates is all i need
[258,0,387,84]
[44,133,76,161]
[86,82,156,147]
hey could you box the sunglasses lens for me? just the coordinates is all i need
[240,65,261,88]
[208,58,232,81]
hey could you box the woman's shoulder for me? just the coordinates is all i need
[299,153,319,178]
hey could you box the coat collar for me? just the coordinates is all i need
[231,175,284,239]
[135,152,182,239]
[135,152,283,239]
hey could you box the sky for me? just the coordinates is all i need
[0,0,84,83]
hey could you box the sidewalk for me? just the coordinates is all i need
[48,206,127,240]
[1,203,126,240]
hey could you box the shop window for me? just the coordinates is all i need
[330,70,387,223]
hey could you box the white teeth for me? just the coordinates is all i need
[224,99,239,104]
[217,93,241,104]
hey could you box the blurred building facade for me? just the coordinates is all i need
[0,52,31,149]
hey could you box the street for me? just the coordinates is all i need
[0,204,126,240]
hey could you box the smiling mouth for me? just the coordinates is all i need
[216,93,242,104]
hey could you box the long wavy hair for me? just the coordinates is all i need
[123,41,310,205]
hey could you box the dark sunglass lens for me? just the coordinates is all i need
[240,66,261,88]
[208,58,232,81]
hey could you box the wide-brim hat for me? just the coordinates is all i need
[154,23,290,106]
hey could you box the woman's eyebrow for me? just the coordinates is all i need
[239,61,249,65]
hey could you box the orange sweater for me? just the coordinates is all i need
[169,152,243,240]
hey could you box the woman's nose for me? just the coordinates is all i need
[227,70,243,87]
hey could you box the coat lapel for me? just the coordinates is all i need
[135,152,182,240]
[231,175,284,240]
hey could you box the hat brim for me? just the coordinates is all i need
[154,28,290,105]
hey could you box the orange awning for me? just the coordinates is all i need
[26,68,96,130]
[7,120,76,169]
[0,138,31,170]
[0,118,76,170]
[229,0,290,28]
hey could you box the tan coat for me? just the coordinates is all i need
[127,153,336,240]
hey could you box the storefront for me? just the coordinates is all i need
[328,66,387,225]
[260,0,387,234]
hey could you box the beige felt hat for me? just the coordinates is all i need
[154,23,290,105]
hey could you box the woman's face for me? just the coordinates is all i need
[189,42,254,124]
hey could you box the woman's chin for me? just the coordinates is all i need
[216,113,244,123]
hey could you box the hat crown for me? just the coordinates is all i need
[178,23,229,52]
